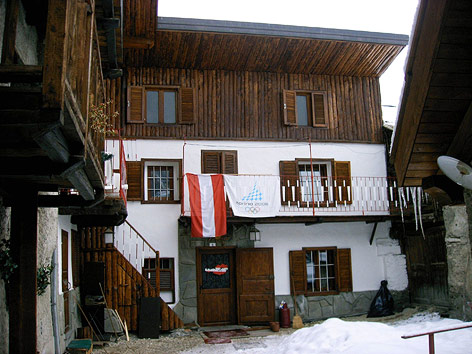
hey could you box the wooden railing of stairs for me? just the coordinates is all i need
[80,226,184,332]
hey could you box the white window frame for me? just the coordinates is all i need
[143,160,181,202]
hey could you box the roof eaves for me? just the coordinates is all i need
[157,17,409,46]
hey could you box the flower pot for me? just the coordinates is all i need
[270,321,280,332]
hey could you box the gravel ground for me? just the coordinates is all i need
[92,307,423,354]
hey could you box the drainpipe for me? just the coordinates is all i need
[50,249,61,354]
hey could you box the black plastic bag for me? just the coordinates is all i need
[367,280,394,317]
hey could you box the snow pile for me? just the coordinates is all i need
[277,313,472,354]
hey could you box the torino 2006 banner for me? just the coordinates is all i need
[224,175,281,218]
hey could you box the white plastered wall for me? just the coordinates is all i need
[105,139,407,303]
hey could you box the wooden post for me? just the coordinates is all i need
[9,188,38,353]
[155,250,160,295]
[42,0,71,109]
[1,0,20,64]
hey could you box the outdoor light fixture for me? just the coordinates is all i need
[104,226,115,245]
[249,224,261,242]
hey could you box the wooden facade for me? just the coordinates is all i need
[392,0,472,187]
[113,67,385,143]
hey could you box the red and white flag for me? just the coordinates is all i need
[187,174,227,238]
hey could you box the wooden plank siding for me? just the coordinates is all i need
[112,68,384,143]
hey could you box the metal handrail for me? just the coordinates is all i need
[402,324,472,354]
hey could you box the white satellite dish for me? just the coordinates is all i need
[437,156,472,190]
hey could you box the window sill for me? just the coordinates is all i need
[141,200,181,205]
[305,290,339,296]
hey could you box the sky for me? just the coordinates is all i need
[183,313,472,354]
[158,0,420,126]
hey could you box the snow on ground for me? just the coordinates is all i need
[183,313,472,354]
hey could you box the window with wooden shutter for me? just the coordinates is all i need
[143,159,182,203]
[279,160,300,205]
[127,86,145,123]
[337,248,353,292]
[334,161,352,204]
[312,92,328,127]
[289,250,307,295]
[222,151,238,174]
[126,161,142,200]
[179,87,195,124]
[201,150,238,174]
[71,230,80,287]
[283,90,297,125]
[290,247,353,296]
[283,89,328,127]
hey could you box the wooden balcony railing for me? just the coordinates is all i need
[182,175,431,217]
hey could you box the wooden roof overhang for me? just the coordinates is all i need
[391,0,472,187]
[124,17,408,76]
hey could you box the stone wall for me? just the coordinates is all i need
[444,204,472,320]
[173,221,254,324]
[0,197,11,354]
[275,289,409,322]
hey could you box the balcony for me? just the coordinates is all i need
[182,174,429,222]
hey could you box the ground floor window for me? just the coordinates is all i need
[289,247,352,296]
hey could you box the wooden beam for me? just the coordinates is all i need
[123,36,155,49]
[33,123,70,164]
[391,0,448,186]
[61,161,95,200]
[1,0,20,64]
[0,65,43,82]
[42,0,71,109]
[9,188,38,353]
[447,102,472,164]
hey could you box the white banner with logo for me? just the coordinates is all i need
[223,175,281,217]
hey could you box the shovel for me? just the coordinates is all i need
[291,277,304,329]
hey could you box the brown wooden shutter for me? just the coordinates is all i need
[222,151,238,174]
[312,92,328,127]
[337,248,353,292]
[279,161,300,205]
[71,230,80,287]
[289,250,307,295]
[283,90,297,125]
[179,87,195,124]
[61,230,69,292]
[126,161,142,200]
[334,161,352,204]
[127,86,145,123]
[202,151,221,173]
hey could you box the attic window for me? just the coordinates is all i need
[283,90,328,128]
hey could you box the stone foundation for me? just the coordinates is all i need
[174,220,254,324]
[275,290,409,322]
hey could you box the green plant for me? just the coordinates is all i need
[89,100,119,136]
[37,263,54,296]
[0,239,17,283]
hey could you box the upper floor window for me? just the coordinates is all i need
[201,150,238,174]
[127,86,195,125]
[279,159,351,206]
[146,89,177,124]
[125,159,182,203]
[283,90,328,128]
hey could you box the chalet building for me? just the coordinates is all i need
[391,0,472,320]
[104,12,412,326]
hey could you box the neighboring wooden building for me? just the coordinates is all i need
[105,6,412,327]
[0,0,133,352]
[391,0,472,319]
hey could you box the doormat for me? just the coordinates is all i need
[204,337,232,344]
[203,329,249,339]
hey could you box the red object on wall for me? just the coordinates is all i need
[280,307,290,328]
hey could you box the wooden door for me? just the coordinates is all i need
[196,247,236,326]
[405,226,449,306]
[236,248,275,324]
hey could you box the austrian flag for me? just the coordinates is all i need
[187,174,227,238]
